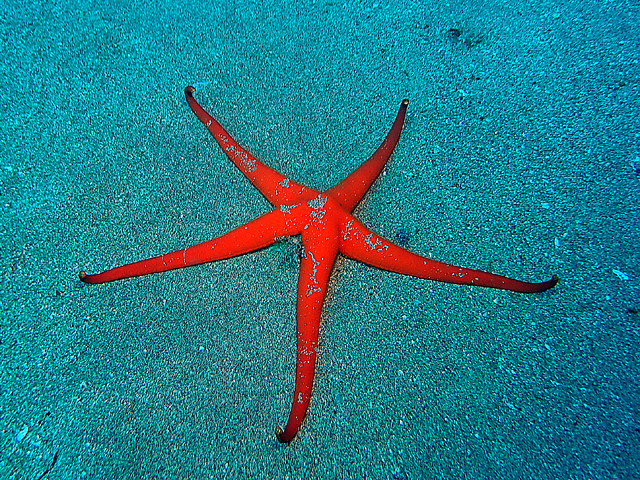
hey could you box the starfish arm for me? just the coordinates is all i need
[326,99,408,212]
[185,87,315,206]
[339,215,558,293]
[276,226,340,443]
[79,209,302,284]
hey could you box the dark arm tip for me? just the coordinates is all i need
[275,426,293,444]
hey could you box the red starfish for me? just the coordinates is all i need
[80,86,558,443]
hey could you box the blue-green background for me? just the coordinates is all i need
[1,0,638,478]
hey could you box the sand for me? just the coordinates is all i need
[1,0,638,478]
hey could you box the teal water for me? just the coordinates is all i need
[1,0,638,478]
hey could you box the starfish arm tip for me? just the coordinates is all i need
[275,426,293,444]
[402,99,409,105]
[185,86,195,97]
[531,274,559,292]
[79,270,103,284]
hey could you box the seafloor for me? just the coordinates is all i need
[1,0,638,478]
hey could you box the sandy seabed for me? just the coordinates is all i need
[1,0,638,478]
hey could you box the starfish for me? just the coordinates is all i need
[80,86,558,443]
